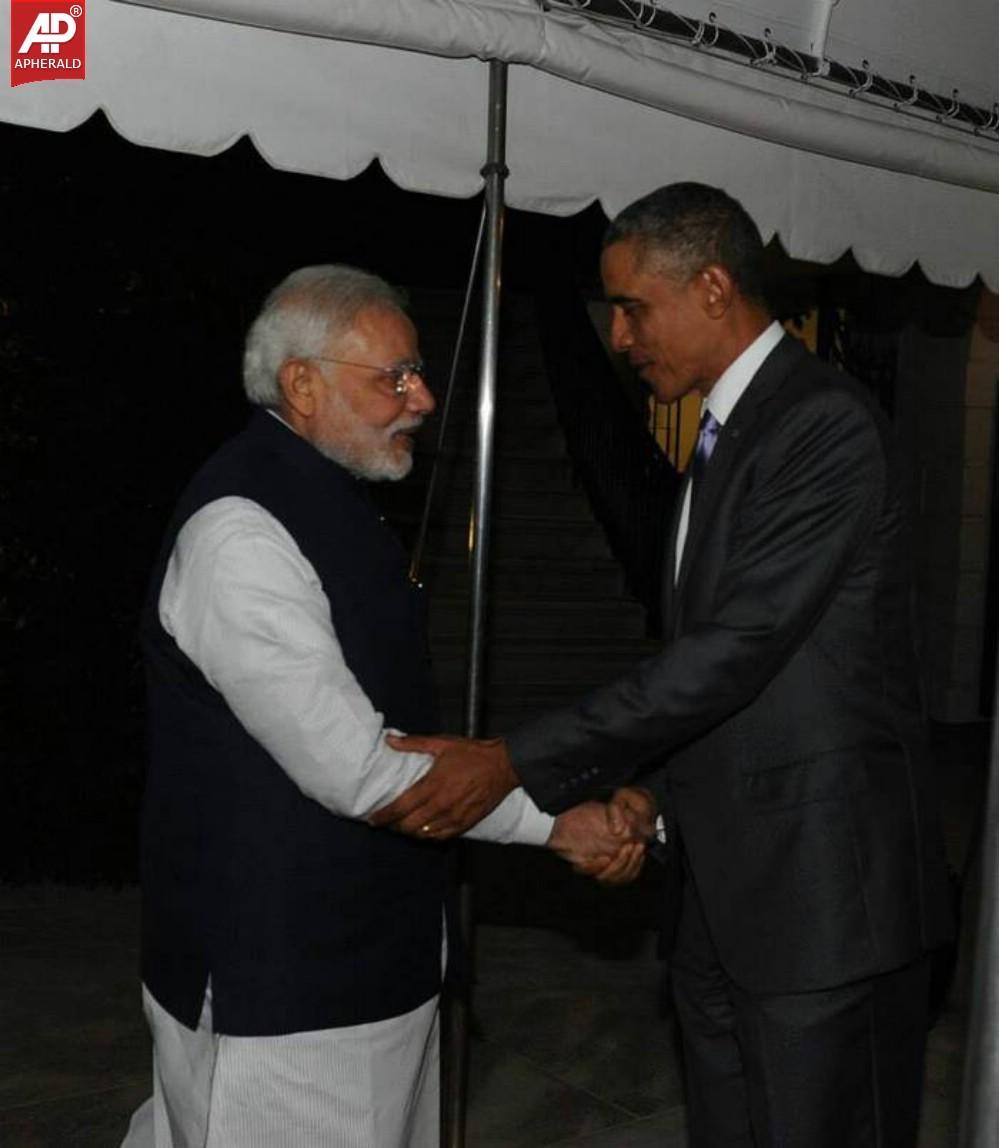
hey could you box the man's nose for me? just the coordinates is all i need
[406,376,436,416]
[609,310,632,353]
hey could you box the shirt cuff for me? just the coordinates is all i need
[467,789,555,846]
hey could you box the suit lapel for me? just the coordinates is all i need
[661,472,690,629]
[672,335,807,605]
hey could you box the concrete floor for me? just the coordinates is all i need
[0,724,988,1146]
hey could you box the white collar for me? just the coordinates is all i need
[702,320,784,427]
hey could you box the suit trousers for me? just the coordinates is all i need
[671,877,931,1148]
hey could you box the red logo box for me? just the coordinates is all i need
[11,0,86,87]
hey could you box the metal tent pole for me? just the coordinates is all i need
[442,58,509,1148]
[958,668,999,1147]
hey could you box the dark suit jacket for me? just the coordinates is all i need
[508,334,953,995]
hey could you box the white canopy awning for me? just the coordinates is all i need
[2,0,998,288]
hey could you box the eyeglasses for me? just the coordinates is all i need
[309,356,428,399]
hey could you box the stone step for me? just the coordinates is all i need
[402,399,565,480]
[431,641,656,688]
[437,377,559,416]
[404,320,546,371]
[422,555,627,598]
[429,482,594,523]
[408,290,544,344]
[378,489,598,550]
[381,479,601,526]
[435,698,579,737]
[441,417,569,459]
[402,452,581,494]
[421,516,613,561]
[452,451,579,486]
[397,289,659,745]
[426,595,649,640]
[434,680,649,736]
[374,478,585,544]
[422,377,552,410]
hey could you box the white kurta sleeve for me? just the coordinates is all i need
[159,497,553,846]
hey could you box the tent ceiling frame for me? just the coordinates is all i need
[541,0,999,144]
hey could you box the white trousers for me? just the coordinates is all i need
[121,984,440,1148]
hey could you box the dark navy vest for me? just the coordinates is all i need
[140,411,448,1036]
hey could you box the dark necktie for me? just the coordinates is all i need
[690,409,721,506]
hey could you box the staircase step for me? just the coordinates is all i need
[427,596,649,640]
[422,516,613,561]
[440,381,559,418]
[397,451,581,493]
[377,486,596,538]
[432,642,657,688]
[435,694,590,736]
[434,679,656,736]
[422,556,627,598]
[444,453,579,489]
[422,368,551,401]
[435,483,594,522]
[445,419,570,459]
[399,291,661,725]
[398,289,666,931]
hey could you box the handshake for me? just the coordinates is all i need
[372,732,659,886]
[545,786,658,885]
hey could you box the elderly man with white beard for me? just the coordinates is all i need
[121,265,649,1148]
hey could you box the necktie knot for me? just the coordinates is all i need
[688,409,721,510]
[694,409,721,467]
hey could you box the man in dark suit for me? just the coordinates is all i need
[375,183,953,1146]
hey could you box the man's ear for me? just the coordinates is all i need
[697,264,735,319]
[278,358,316,419]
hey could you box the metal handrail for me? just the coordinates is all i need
[409,202,488,585]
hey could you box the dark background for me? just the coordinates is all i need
[1,112,985,885]
[0,113,609,884]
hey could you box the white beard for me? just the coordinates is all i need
[311,389,420,482]
[315,432,415,482]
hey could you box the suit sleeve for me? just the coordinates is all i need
[507,387,886,813]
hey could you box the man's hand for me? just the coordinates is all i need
[557,787,658,886]
[370,734,518,838]
[548,794,650,886]
[548,802,631,867]
[605,786,657,841]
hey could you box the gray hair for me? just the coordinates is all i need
[604,182,768,304]
[242,265,406,407]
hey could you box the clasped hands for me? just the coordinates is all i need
[546,787,657,884]
[369,733,656,885]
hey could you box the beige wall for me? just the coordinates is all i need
[897,290,998,721]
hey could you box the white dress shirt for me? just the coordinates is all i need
[674,321,785,579]
[122,490,555,1148]
[159,495,554,845]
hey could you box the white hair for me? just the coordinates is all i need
[242,265,406,408]
[311,382,419,483]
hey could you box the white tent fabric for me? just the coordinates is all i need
[674,0,999,112]
[2,0,998,288]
